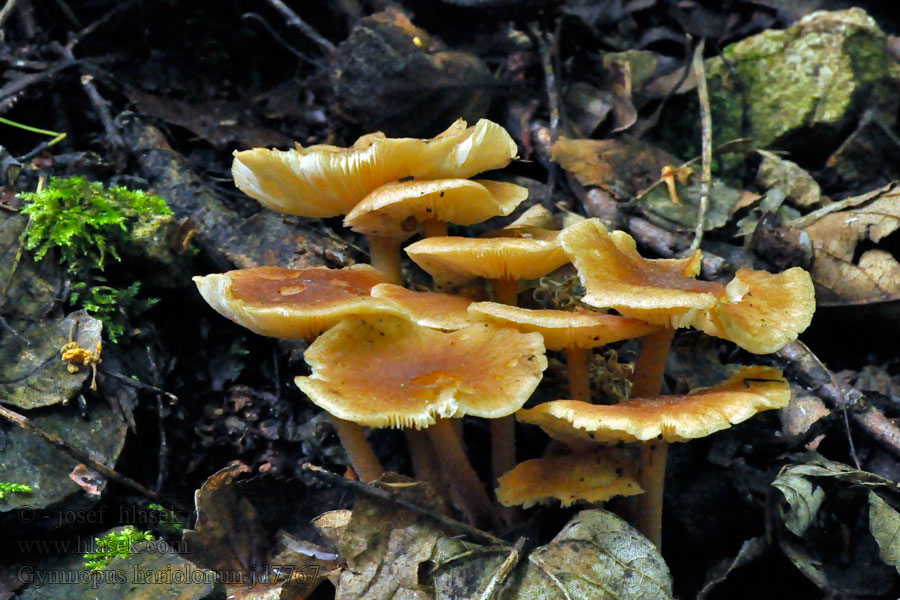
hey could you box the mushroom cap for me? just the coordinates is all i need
[558,218,716,327]
[232,119,518,218]
[405,232,568,282]
[193,265,403,340]
[344,179,527,240]
[691,267,816,354]
[295,316,548,429]
[467,303,658,349]
[517,366,790,443]
[496,448,642,508]
[370,283,473,330]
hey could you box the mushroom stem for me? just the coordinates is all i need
[632,328,676,549]
[367,236,403,285]
[405,429,444,493]
[331,417,384,482]
[491,417,516,481]
[565,346,592,402]
[422,219,448,238]
[426,419,494,528]
[489,276,520,490]
[492,278,518,306]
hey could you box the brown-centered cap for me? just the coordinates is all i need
[193,265,403,340]
[558,218,713,328]
[405,230,568,283]
[295,316,548,429]
[344,179,527,240]
[370,283,473,330]
[496,448,642,508]
[559,219,816,351]
[232,119,518,218]
[467,303,657,349]
[517,366,790,443]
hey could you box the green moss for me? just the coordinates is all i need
[20,176,171,272]
[19,177,172,341]
[0,481,32,498]
[84,526,155,573]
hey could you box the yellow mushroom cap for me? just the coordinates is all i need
[496,448,643,508]
[344,179,527,240]
[467,303,658,349]
[558,218,716,327]
[232,118,518,218]
[691,267,816,354]
[517,366,790,443]
[295,316,548,429]
[370,283,473,330]
[405,232,568,282]
[193,265,403,340]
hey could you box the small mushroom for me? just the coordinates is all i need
[467,302,657,401]
[517,366,790,444]
[496,447,642,508]
[295,315,548,526]
[345,178,527,284]
[232,118,518,218]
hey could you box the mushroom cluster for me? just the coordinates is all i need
[195,122,816,541]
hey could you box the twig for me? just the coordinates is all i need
[688,38,711,255]
[777,341,900,460]
[0,313,30,345]
[261,0,335,54]
[478,536,528,600]
[302,463,509,547]
[0,0,22,36]
[529,23,559,142]
[66,0,136,51]
[98,368,178,402]
[241,13,316,65]
[0,403,191,513]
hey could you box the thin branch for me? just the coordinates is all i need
[688,38,711,255]
[0,403,191,513]
[0,0,22,36]
[261,0,335,54]
[302,463,510,547]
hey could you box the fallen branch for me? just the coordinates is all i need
[302,463,510,547]
[776,341,900,459]
[261,0,335,54]
[0,403,190,513]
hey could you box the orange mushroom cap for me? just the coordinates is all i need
[370,283,473,330]
[405,230,568,283]
[559,219,816,351]
[559,218,711,328]
[467,302,658,349]
[517,366,790,443]
[193,265,403,340]
[496,448,642,508]
[232,119,518,218]
[344,179,527,240]
[295,316,548,429]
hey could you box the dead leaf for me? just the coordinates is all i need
[755,150,823,208]
[801,185,900,304]
[636,176,742,231]
[68,464,105,497]
[431,510,673,600]
[550,136,679,198]
[183,463,337,599]
[868,492,900,574]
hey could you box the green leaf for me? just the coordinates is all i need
[868,492,900,574]
[771,467,826,536]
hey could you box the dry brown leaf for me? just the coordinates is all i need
[803,187,900,304]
